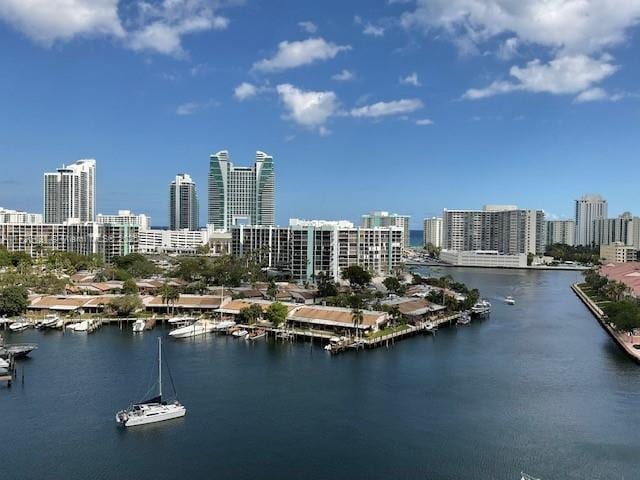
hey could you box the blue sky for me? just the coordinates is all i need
[1,0,639,228]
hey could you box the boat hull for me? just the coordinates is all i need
[118,404,186,427]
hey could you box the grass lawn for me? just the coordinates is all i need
[366,324,410,340]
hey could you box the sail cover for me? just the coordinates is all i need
[140,395,162,405]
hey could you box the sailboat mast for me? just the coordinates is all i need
[158,337,162,399]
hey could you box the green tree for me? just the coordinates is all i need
[112,253,158,279]
[349,294,365,337]
[383,276,406,296]
[316,271,338,298]
[122,278,139,295]
[341,265,372,290]
[239,304,263,324]
[266,279,279,301]
[0,285,29,317]
[265,301,288,327]
[109,294,143,317]
[160,283,180,314]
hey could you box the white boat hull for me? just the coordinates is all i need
[117,403,186,427]
[169,321,214,339]
[132,320,145,332]
[9,322,30,332]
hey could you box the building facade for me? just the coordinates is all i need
[443,206,545,255]
[0,222,137,263]
[592,212,633,247]
[43,159,96,223]
[169,174,199,230]
[440,250,527,268]
[361,211,411,247]
[0,207,43,224]
[208,150,275,231]
[423,217,443,248]
[545,219,576,246]
[232,225,403,282]
[138,229,208,255]
[575,194,607,247]
[97,210,150,231]
[600,242,637,264]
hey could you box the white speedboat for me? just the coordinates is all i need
[169,319,214,339]
[213,320,236,331]
[9,321,31,332]
[68,320,89,332]
[132,319,145,333]
[231,329,248,338]
[471,299,492,315]
[505,296,516,305]
[246,329,266,341]
[168,316,196,326]
[457,312,471,325]
[39,314,60,329]
[0,357,9,368]
[116,338,186,428]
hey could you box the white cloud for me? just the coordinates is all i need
[253,37,351,72]
[276,84,339,132]
[401,0,640,56]
[332,69,355,81]
[0,0,124,45]
[401,72,422,86]
[573,87,624,103]
[350,98,423,118]
[416,118,434,125]
[176,99,217,115]
[363,24,385,37]
[0,0,233,57]
[463,54,618,99]
[497,37,519,60]
[298,21,318,34]
[233,82,270,101]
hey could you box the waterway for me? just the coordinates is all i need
[2,268,639,480]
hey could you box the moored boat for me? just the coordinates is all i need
[115,338,186,428]
[231,328,248,338]
[471,299,492,315]
[213,320,236,331]
[9,321,31,332]
[169,319,215,339]
[245,329,266,341]
[457,312,471,325]
[39,314,60,329]
[132,319,145,333]
[505,296,516,305]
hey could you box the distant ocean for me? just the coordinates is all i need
[410,229,422,247]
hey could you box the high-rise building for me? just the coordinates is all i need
[361,211,411,247]
[575,194,607,247]
[545,219,576,246]
[443,205,545,255]
[208,150,275,231]
[43,159,96,223]
[592,212,633,247]
[0,207,43,224]
[423,217,443,248]
[97,210,151,231]
[232,224,403,282]
[169,174,199,230]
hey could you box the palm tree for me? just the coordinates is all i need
[351,307,364,340]
[160,283,180,314]
[389,305,402,327]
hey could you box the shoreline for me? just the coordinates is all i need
[406,261,589,272]
[571,283,640,364]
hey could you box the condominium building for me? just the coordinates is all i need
[289,218,355,228]
[443,205,545,255]
[169,174,199,230]
[575,194,607,247]
[592,212,633,247]
[545,219,576,246]
[97,210,150,231]
[0,222,137,263]
[423,217,443,248]
[232,224,403,282]
[600,242,637,264]
[208,150,275,231]
[361,211,411,247]
[0,207,43,224]
[43,159,96,223]
[138,229,208,255]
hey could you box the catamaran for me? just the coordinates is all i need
[116,338,186,427]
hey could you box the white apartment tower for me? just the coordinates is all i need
[208,150,275,231]
[361,211,411,247]
[170,174,199,230]
[575,194,607,247]
[43,159,96,223]
[423,217,443,248]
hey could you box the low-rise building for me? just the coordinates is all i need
[138,229,208,254]
[0,207,43,224]
[440,249,528,268]
[600,242,637,264]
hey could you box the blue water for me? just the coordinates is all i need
[2,268,639,480]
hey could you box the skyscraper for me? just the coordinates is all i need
[169,174,199,230]
[208,150,275,231]
[423,217,443,248]
[545,219,576,246]
[575,194,607,246]
[43,159,96,223]
[361,211,411,247]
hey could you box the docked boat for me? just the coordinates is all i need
[38,314,61,329]
[115,338,186,428]
[457,312,472,325]
[0,357,9,368]
[213,320,236,331]
[246,329,266,341]
[168,316,196,327]
[132,319,146,333]
[0,367,8,376]
[231,329,248,338]
[68,320,88,332]
[9,321,31,332]
[169,319,215,339]
[1,343,38,359]
[471,299,492,315]
[505,296,516,305]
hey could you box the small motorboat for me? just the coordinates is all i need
[68,320,89,332]
[471,299,492,315]
[212,320,236,331]
[38,314,60,329]
[169,319,215,339]
[1,343,38,359]
[9,321,31,332]
[457,312,472,325]
[505,296,516,305]
[132,319,145,333]
[116,338,186,427]
[0,357,9,368]
[231,329,248,338]
[246,329,266,341]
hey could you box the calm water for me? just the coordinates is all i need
[2,268,640,480]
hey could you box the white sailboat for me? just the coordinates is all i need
[116,338,186,427]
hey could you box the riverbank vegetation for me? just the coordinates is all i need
[546,244,600,265]
[581,270,640,332]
